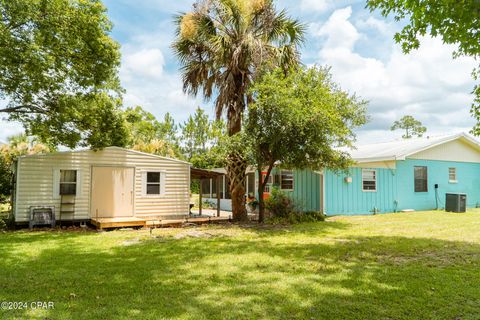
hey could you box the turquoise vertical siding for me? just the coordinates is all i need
[395,159,480,210]
[256,168,321,212]
[324,167,397,215]
[253,159,480,216]
[288,169,320,211]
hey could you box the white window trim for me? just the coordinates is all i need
[141,170,166,197]
[280,170,294,191]
[448,167,457,184]
[362,169,377,192]
[53,168,81,199]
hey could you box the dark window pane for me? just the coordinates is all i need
[60,170,76,183]
[247,172,255,196]
[60,183,76,195]
[147,172,160,183]
[414,166,428,192]
[274,174,281,186]
[363,181,376,190]
[281,170,294,190]
[147,184,160,195]
[201,179,211,198]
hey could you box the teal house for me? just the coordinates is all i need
[202,133,480,215]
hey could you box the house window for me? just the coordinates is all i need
[59,170,77,195]
[281,170,294,190]
[146,172,161,195]
[362,169,376,191]
[414,166,428,192]
[449,167,457,183]
[247,172,255,196]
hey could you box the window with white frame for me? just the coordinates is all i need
[281,170,294,190]
[59,170,77,195]
[448,167,457,183]
[146,172,161,195]
[362,169,376,191]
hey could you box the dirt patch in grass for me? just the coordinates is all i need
[376,247,480,267]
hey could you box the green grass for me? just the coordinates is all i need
[1,210,480,319]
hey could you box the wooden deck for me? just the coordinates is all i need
[91,217,147,229]
[91,215,230,229]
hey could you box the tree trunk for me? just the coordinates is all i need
[226,151,248,221]
[225,80,248,221]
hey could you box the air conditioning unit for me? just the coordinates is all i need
[445,193,466,213]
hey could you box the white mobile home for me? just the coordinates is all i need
[14,147,191,227]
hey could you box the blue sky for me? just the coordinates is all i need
[1,0,477,144]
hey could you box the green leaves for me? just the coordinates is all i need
[0,0,123,148]
[172,0,305,135]
[245,66,368,172]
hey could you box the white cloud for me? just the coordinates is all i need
[300,0,331,13]
[313,6,478,144]
[121,48,165,80]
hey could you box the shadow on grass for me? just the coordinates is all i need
[0,224,479,319]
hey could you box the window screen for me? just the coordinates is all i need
[201,179,211,198]
[414,166,428,192]
[247,172,255,196]
[146,172,161,195]
[362,169,376,191]
[448,167,456,181]
[281,170,294,190]
[60,170,77,195]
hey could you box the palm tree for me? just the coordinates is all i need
[172,0,304,220]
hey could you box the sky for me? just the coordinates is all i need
[0,0,477,144]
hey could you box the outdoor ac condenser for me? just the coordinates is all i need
[445,193,467,213]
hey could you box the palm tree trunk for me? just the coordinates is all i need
[226,151,248,221]
[226,109,248,221]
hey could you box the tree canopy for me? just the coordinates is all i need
[366,0,480,134]
[390,115,427,139]
[172,0,305,221]
[245,66,368,221]
[0,0,125,148]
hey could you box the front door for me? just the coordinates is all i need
[91,167,134,218]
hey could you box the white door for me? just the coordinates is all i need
[91,167,135,218]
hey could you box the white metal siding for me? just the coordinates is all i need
[15,148,190,222]
[409,140,480,163]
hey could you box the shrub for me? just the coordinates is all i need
[264,187,296,218]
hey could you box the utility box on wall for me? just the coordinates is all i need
[445,193,467,213]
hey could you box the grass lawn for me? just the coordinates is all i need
[1,211,480,319]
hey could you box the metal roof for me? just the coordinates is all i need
[344,133,480,163]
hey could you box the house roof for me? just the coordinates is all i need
[345,133,480,163]
[191,167,224,179]
[18,146,191,165]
